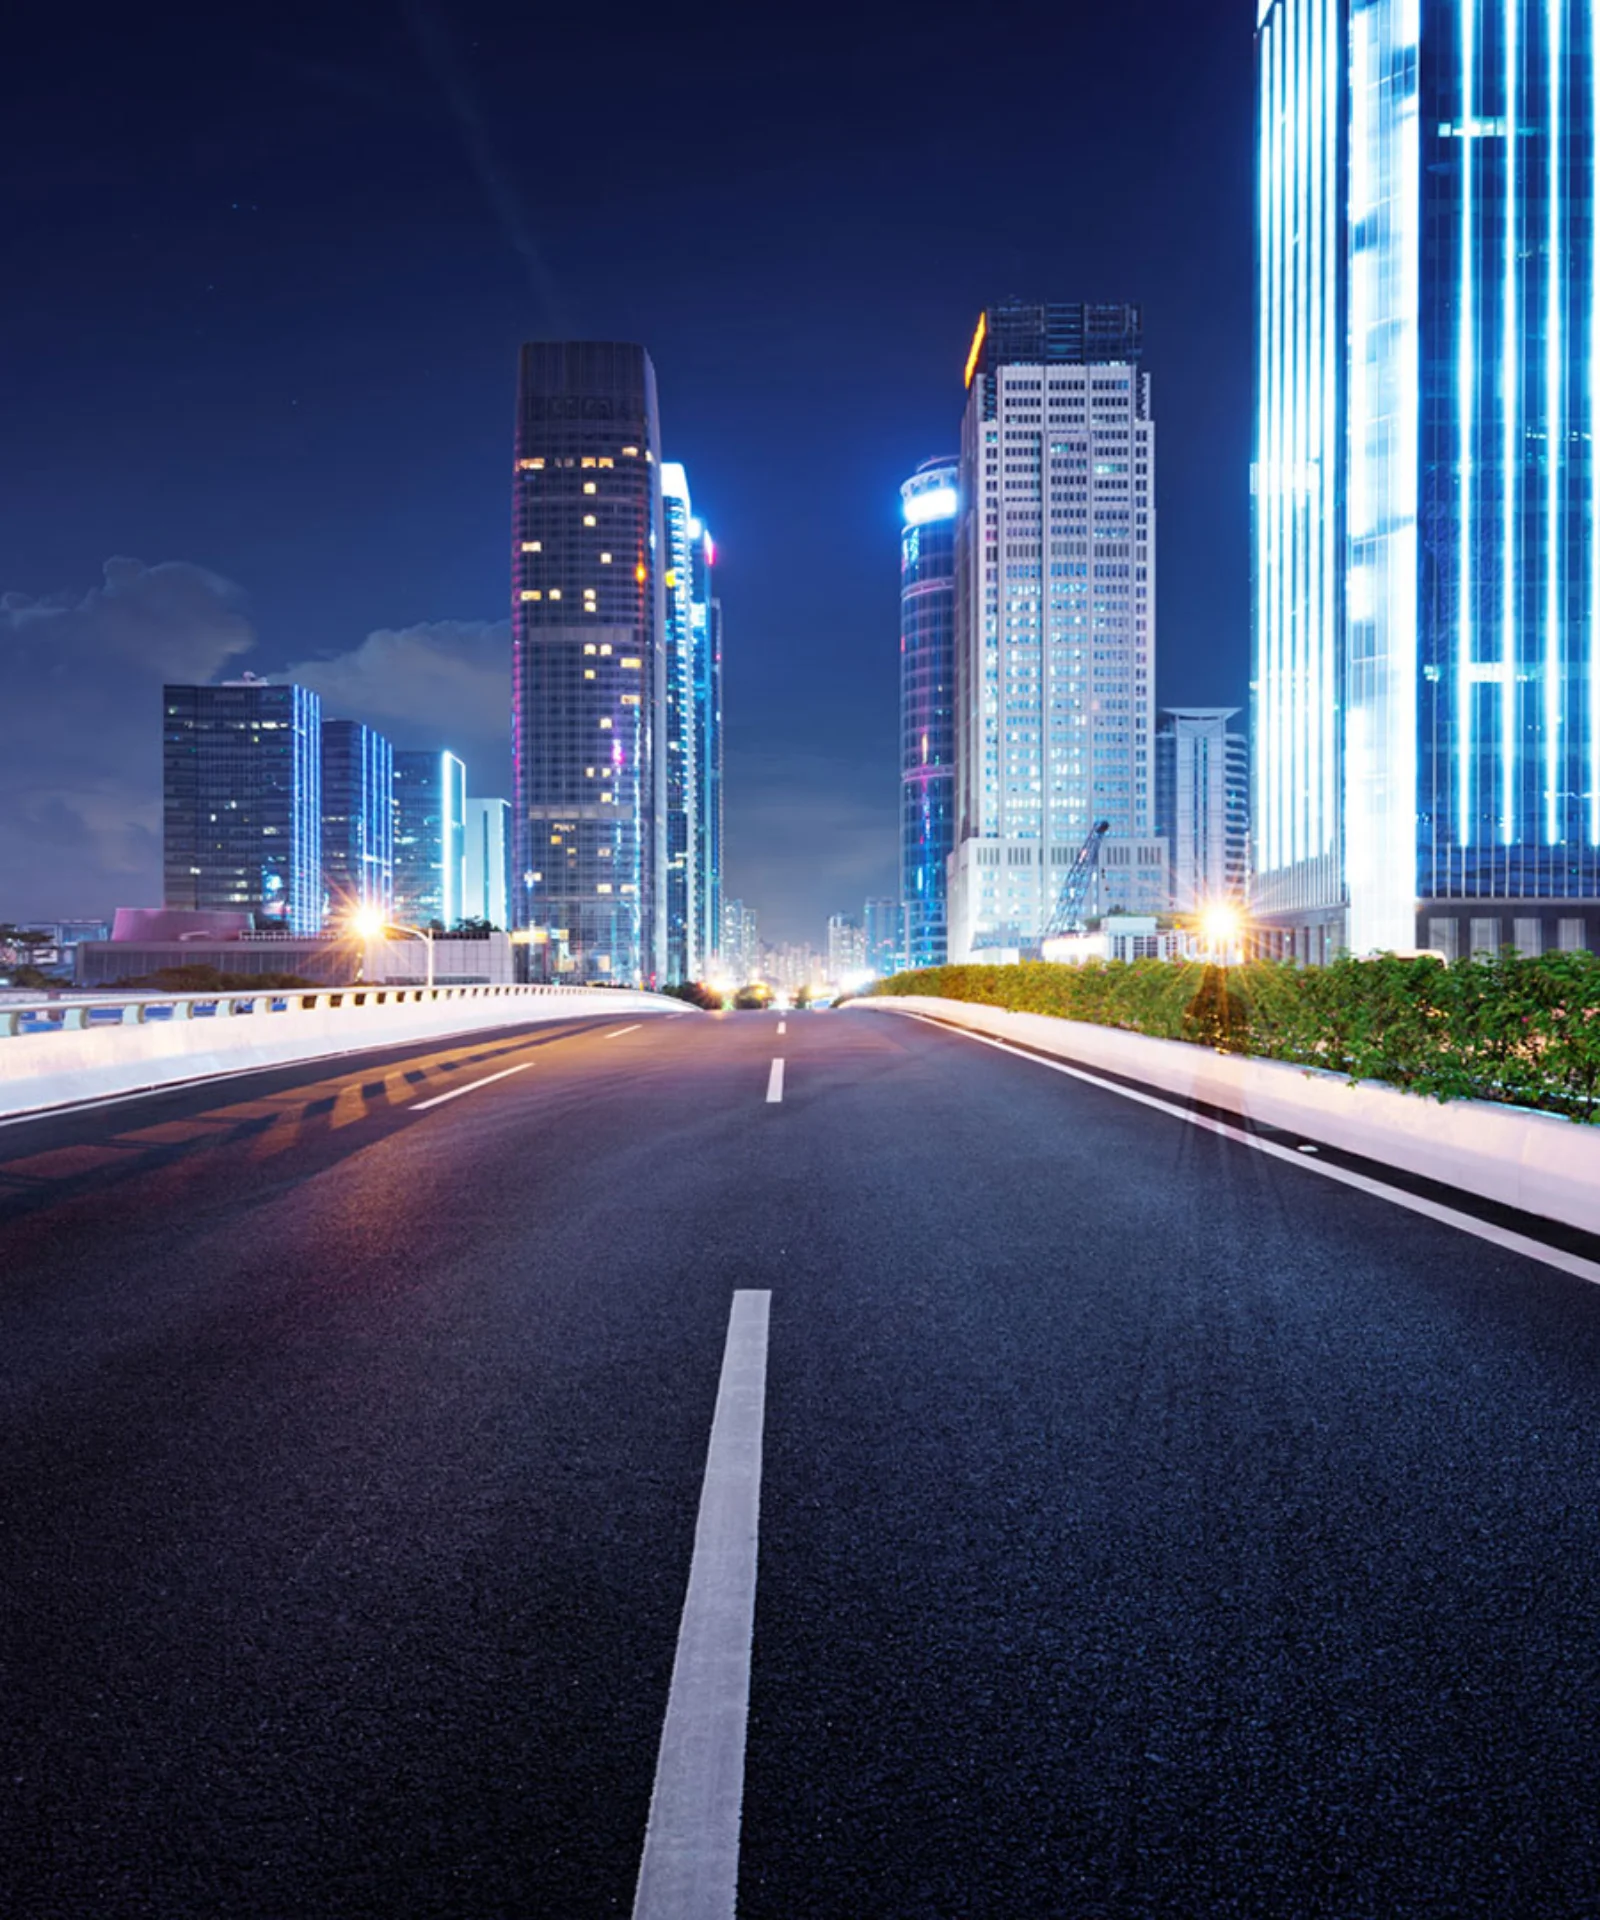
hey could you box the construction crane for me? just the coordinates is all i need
[1041,820,1111,941]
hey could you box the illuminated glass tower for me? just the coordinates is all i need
[321,719,393,921]
[1256,0,1600,959]
[1155,708,1250,913]
[162,678,322,934]
[393,748,466,930]
[513,342,666,984]
[692,541,724,976]
[900,458,959,967]
[949,302,1165,959]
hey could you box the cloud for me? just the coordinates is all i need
[277,618,511,794]
[0,559,256,920]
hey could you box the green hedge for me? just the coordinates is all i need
[870,954,1600,1122]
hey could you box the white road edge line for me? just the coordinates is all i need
[606,1024,642,1039]
[632,1289,771,1920]
[908,1014,1600,1290]
[766,1058,784,1104]
[408,1062,531,1111]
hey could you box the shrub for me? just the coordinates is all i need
[871,952,1600,1122]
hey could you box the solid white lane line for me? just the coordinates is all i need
[766,1058,784,1104]
[632,1289,771,1920]
[776,1020,786,1035]
[606,1024,642,1039]
[908,1015,1600,1289]
[408,1062,531,1111]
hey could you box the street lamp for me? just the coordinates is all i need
[1198,901,1245,966]
[348,907,434,988]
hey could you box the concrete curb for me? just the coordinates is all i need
[853,995,1600,1238]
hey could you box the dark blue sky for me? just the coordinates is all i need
[2,0,1252,942]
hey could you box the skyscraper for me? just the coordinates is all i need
[1255,1,1600,959]
[863,895,906,976]
[393,749,466,929]
[692,539,724,977]
[513,342,666,985]
[321,718,393,922]
[948,301,1166,958]
[162,677,322,934]
[658,460,723,982]
[465,797,511,927]
[900,458,959,968]
[1155,708,1250,914]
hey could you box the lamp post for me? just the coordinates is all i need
[349,908,434,988]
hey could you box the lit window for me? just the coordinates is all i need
[622,445,639,456]
[581,457,595,468]
[584,669,596,679]
[601,791,613,802]
[621,693,640,706]
[517,458,543,471]
[584,643,597,654]
[550,835,562,845]
[597,883,613,894]
[583,514,597,526]
[599,644,612,655]
[583,482,597,495]
[599,717,612,730]
[664,570,677,588]
[548,588,561,600]
[600,552,612,564]
[586,767,595,777]
[598,457,613,468]
[621,656,641,669]
[521,540,541,552]
[520,590,538,601]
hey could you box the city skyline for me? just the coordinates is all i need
[0,3,1252,945]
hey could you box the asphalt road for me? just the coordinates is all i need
[3,1003,1600,1918]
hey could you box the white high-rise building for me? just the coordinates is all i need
[948,302,1166,959]
[1154,709,1249,914]
[464,797,510,927]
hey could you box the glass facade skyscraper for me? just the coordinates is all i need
[393,748,466,929]
[321,718,393,921]
[162,679,322,934]
[949,301,1166,958]
[513,342,666,984]
[900,458,959,968]
[1256,0,1600,958]
[1154,708,1250,913]
[659,459,722,982]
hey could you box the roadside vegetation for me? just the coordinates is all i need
[871,953,1600,1122]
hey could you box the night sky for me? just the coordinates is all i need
[3,0,1252,944]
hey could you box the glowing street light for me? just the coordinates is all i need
[347,907,434,988]
[1199,901,1245,965]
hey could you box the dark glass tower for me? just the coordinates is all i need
[321,719,393,921]
[900,459,959,968]
[162,678,321,933]
[513,342,665,984]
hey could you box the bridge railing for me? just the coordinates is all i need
[0,983,580,1039]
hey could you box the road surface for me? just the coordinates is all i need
[3,1004,1599,1917]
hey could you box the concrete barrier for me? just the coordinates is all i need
[0,984,686,1119]
[854,996,1600,1238]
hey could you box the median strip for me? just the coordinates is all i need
[632,1290,770,1920]
[408,1063,532,1111]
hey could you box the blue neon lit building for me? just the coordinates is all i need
[690,527,723,977]
[321,719,393,921]
[393,748,466,930]
[1256,0,1600,959]
[162,679,322,934]
[900,458,959,968]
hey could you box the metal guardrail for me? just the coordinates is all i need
[0,982,588,1039]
